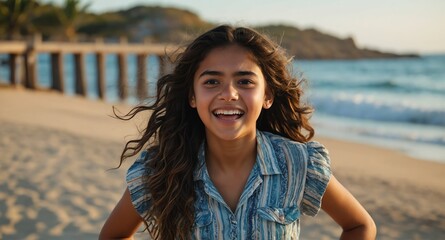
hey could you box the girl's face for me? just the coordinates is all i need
[190,44,273,142]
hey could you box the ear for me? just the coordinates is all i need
[189,95,196,108]
[263,89,274,109]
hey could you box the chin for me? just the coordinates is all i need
[205,127,255,142]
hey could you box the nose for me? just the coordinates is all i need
[219,82,238,101]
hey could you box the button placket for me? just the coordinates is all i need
[230,214,237,239]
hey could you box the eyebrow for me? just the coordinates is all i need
[198,70,258,78]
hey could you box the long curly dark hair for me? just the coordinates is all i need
[116,25,314,239]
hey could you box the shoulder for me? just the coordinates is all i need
[257,131,332,213]
[260,132,332,216]
[259,130,331,187]
[126,149,158,191]
[259,131,330,165]
[125,150,156,219]
[126,151,150,183]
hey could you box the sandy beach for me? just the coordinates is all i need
[0,87,444,239]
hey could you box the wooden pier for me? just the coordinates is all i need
[0,35,174,101]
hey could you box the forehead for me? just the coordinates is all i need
[196,44,262,75]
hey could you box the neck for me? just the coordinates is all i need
[205,132,257,173]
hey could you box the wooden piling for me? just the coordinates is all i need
[136,54,147,100]
[117,37,129,100]
[158,55,166,77]
[117,53,128,100]
[23,34,42,89]
[50,52,64,92]
[74,53,86,96]
[95,52,106,99]
[8,54,17,85]
[23,51,37,89]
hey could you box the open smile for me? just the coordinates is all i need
[212,109,245,120]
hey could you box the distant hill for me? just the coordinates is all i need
[255,25,418,59]
[78,6,212,43]
[14,4,418,59]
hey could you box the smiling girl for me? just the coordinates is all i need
[99,25,376,240]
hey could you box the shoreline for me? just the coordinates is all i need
[314,117,445,165]
[1,88,444,239]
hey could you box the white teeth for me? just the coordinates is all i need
[213,109,244,115]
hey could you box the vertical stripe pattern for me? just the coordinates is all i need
[126,130,331,239]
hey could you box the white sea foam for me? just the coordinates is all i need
[311,93,445,126]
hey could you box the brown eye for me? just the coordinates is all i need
[204,79,219,85]
[238,79,254,86]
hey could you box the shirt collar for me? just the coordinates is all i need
[193,130,282,182]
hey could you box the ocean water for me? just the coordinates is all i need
[295,55,445,163]
[1,53,444,163]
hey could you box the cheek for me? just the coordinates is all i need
[194,86,216,104]
[193,92,212,115]
[253,90,267,105]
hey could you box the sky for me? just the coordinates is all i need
[45,0,445,54]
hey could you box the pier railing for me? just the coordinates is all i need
[0,35,175,101]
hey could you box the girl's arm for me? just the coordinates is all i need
[321,175,377,240]
[99,188,144,240]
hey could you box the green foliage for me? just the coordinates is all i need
[77,13,126,38]
[0,0,36,39]
[54,0,90,40]
[30,4,62,32]
[0,0,91,40]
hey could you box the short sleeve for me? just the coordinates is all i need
[126,151,151,219]
[301,141,332,216]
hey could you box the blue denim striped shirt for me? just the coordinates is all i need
[126,130,331,239]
